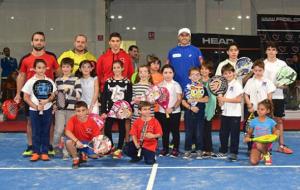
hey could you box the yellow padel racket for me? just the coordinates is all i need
[250,134,278,143]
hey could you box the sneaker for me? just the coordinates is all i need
[212,152,227,159]
[79,152,88,163]
[264,152,272,166]
[202,151,212,159]
[48,150,55,157]
[113,149,123,159]
[227,153,237,161]
[170,149,179,158]
[23,146,33,157]
[30,153,40,162]
[72,158,80,169]
[159,150,169,157]
[183,151,192,159]
[196,151,203,160]
[277,145,293,154]
[41,154,50,161]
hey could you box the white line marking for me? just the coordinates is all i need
[0,165,300,170]
[146,163,158,190]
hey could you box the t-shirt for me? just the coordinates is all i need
[168,45,203,89]
[151,73,163,85]
[222,79,244,117]
[263,58,287,99]
[129,117,162,152]
[249,117,276,138]
[19,52,59,80]
[65,115,101,142]
[158,80,182,113]
[0,57,18,78]
[244,77,276,111]
[57,50,96,74]
[215,59,236,76]
[21,75,56,111]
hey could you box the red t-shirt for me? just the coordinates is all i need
[65,115,101,142]
[129,117,162,152]
[19,51,59,80]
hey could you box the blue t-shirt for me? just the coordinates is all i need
[0,57,18,78]
[168,45,203,89]
[249,117,276,137]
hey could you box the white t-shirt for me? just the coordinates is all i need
[158,80,182,114]
[22,75,56,111]
[222,79,243,117]
[215,59,236,76]
[244,77,276,111]
[263,58,287,99]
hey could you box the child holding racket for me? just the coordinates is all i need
[22,59,56,161]
[182,67,208,159]
[244,99,279,165]
[76,60,99,114]
[215,63,243,161]
[125,101,162,164]
[54,57,82,159]
[101,60,132,159]
[65,101,100,169]
[156,64,182,157]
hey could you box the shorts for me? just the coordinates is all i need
[272,99,285,117]
[252,142,272,151]
[64,137,96,155]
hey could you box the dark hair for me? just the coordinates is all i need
[188,67,200,76]
[33,59,47,68]
[128,45,138,52]
[147,54,161,68]
[75,60,97,78]
[134,64,153,84]
[112,60,123,68]
[61,57,74,68]
[265,41,277,50]
[201,61,214,77]
[221,63,235,74]
[138,101,152,110]
[161,64,175,74]
[31,31,45,41]
[226,42,239,51]
[252,59,265,69]
[74,34,87,42]
[75,101,88,109]
[258,99,274,118]
[109,32,122,41]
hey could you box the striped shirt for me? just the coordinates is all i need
[55,76,82,110]
[131,83,154,124]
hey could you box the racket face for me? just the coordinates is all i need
[56,90,66,109]
[2,99,18,120]
[157,87,169,109]
[190,83,205,100]
[252,134,278,143]
[145,85,161,103]
[276,66,297,86]
[235,57,253,77]
[93,135,112,155]
[108,100,132,119]
[208,76,228,96]
[33,80,53,99]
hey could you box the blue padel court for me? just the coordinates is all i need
[0,132,300,190]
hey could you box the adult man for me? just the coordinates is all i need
[14,31,59,156]
[1,47,18,99]
[128,45,139,71]
[167,28,203,90]
[96,32,134,92]
[57,34,96,74]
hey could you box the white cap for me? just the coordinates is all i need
[178,28,191,36]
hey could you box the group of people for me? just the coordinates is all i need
[8,27,294,168]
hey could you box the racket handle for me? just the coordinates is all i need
[166,113,170,118]
[137,148,142,157]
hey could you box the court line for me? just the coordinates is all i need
[146,163,158,190]
[0,165,300,170]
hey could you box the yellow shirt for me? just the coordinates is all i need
[57,50,97,74]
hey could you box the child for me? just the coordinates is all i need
[214,63,243,161]
[244,59,276,153]
[147,54,163,85]
[101,60,132,159]
[65,101,101,169]
[215,42,239,76]
[156,64,182,157]
[22,59,56,161]
[182,67,208,159]
[200,62,217,157]
[125,101,162,165]
[244,99,279,165]
[76,60,99,114]
[54,57,82,158]
[263,42,293,154]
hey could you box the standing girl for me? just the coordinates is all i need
[101,60,132,159]
[156,65,182,157]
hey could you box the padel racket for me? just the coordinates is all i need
[244,112,255,135]
[137,121,148,157]
[56,90,67,110]
[2,99,19,120]
[276,66,297,86]
[208,76,228,96]
[157,87,170,118]
[188,82,205,106]
[250,134,278,143]
[235,57,253,78]
[33,79,53,115]
[145,85,161,104]
[108,100,132,119]
[83,135,112,155]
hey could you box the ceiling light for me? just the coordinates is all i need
[50,27,54,31]
[10,16,15,20]
[225,27,229,30]
[132,27,136,30]
[245,15,250,19]
[126,27,130,30]
[231,27,236,30]
[110,15,115,19]
[117,15,123,19]
[237,15,242,19]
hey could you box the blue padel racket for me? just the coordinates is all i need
[235,57,253,78]
[33,79,53,115]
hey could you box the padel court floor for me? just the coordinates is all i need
[0,132,299,190]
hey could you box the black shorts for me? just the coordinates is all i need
[272,99,285,117]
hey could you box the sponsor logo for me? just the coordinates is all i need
[202,37,234,45]
[172,53,182,58]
